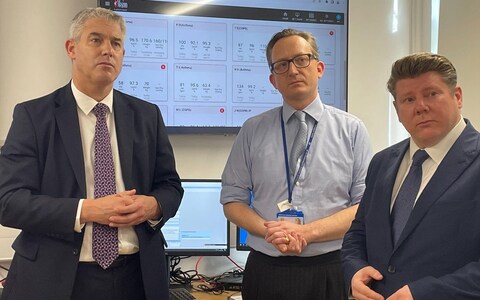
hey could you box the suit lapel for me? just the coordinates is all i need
[55,85,86,196]
[113,92,134,189]
[394,122,480,249]
[378,143,409,252]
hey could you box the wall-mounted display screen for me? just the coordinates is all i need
[99,0,348,133]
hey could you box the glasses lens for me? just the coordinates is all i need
[273,61,288,74]
[271,54,313,74]
[293,54,311,68]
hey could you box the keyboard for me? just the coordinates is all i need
[169,288,197,300]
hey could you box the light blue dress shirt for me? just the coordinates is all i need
[221,96,373,257]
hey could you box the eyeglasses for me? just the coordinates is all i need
[270,53,317,74]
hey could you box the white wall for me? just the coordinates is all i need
[0,0,97,143]
[348,0,413,151]
[438,0,480,128]
[1,0,478,277]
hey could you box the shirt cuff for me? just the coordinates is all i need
[147,218,163,228]
[74,199,86,233]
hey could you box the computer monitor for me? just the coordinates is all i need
[236,226,251,251]
[162,179,230,256]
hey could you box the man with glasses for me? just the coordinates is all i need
[221,28,372,300]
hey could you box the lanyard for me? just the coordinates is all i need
[280,108,318,203]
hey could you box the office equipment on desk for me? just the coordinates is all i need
[169,287,196,300]
[216,273,243,291]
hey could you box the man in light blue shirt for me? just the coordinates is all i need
[221,29,372,300]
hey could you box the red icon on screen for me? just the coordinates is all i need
[329,31,334,36]
[161,64,166,69]
[220,108,225,113]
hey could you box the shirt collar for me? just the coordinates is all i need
[282,94,324,123]
[71,81,114,116]
[409,117,466,164]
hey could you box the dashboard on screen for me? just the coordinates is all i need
[161,179,230,256]
[99,0,348,133]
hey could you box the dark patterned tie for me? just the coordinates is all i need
[290,111,308,175]
[391,149,430,245]
[92,103,119,269]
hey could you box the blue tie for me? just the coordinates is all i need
[391,149,430,245]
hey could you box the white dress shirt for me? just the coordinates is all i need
[71,81,139,262]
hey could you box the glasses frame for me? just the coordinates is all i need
[269,53,317,74]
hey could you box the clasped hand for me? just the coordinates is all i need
[264,220,307,254]
[81,189,160,227]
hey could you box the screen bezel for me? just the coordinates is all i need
[164,179,230,256]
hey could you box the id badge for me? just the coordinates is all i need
[276,209,304,225]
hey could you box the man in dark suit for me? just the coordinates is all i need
[342,52,480,300]
[0,8,183,300]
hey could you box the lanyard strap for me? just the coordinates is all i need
[280,108,318,203]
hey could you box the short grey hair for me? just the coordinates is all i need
[387,52,457,99]
[69,7,126,42]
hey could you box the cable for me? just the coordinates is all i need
[168,255,246,296]
[168,256,198,286]
[226,256,244,271]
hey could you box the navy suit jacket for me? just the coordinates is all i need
[342,120,480,299]
[0,83,183,300]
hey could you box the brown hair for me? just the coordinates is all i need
[266,29,319,68]
[387,52,457,99]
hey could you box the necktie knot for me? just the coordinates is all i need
[93,103,109,119]
[412,149,429,167]
[294,110,306,122]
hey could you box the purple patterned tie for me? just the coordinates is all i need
[92,103,119,269]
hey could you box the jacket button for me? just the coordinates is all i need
[387,265,396,273]
[72,249,79,256]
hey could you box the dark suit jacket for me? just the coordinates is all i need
[342,120,480,299]
[0,83,183,300]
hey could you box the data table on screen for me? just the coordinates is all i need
[99,0,349,132]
